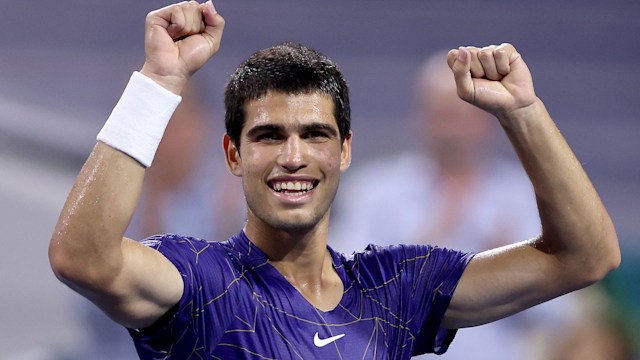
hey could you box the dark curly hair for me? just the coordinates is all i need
[224,42,351,149]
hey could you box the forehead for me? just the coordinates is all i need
[243,91,336,131]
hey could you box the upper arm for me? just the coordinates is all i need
[69,237,184,329]
[442,237,580,329]
[48,143,185,329]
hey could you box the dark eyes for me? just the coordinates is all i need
[305,131,331,140]
[255,131,330,143]
[256,132,283,142]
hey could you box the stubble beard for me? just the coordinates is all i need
[245,186,338,235]
[247,201,331,234]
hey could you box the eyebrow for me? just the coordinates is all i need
[245,122,339,138]
[245,124,283,139]
[302,123,339,137]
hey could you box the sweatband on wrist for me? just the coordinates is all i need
[97,71,182,167]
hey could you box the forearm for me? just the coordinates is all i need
[500,99,620,282]
[444,45,620,328]
[46,2,223,328]
[49,142,145,287]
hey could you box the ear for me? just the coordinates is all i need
[340,131,353,172]
[223,134,242,177]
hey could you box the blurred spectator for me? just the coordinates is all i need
[68,78,245,360]
[548,286,634,360]
[332,50,540,253]
[129,78,245,241]
[330,50,576,359]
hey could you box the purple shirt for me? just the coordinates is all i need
[129,231,473,359]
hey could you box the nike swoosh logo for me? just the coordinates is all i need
[313,332,346,347]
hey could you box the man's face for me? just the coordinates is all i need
[224,91,352,233]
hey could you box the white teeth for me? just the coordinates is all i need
[272,181,315,192]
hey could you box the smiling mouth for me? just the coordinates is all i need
[269,180,318,195]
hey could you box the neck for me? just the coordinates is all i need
[243,211,331,283]
[243,211,343,311]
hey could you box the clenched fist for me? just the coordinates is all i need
[447,44,538,119]
[141,1,225,94]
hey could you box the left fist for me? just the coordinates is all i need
[447,43,537,117]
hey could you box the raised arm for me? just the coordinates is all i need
[48,1,224,329]
[442,44,620,329]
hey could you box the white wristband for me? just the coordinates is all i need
[97,71,182,167]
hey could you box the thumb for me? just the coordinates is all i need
[447,47,474,103]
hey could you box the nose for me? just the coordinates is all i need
[278,136,307,172]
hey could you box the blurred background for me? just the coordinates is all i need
[0,0,638,359]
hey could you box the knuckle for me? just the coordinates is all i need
[479,46,496,59]
[171,4,183,15]
[494,49,508,58]
[497,42,514,52]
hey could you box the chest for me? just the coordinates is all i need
[209,273,414,359]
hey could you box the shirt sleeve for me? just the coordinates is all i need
[396,244,474,355]
[128,234,237,358]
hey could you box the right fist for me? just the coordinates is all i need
[141,1,225,94]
